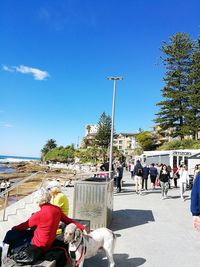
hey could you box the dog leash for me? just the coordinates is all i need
[74,245,85,267]
[70,236,87,267]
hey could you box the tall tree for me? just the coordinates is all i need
[95,112,112,150]
[186,38,200,140]
[155,33,193,139]
[95,112,112,148]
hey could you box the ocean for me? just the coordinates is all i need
[0,154,40,173]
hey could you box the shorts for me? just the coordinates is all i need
[150,175,157,184]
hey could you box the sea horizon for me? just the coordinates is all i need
[0,154,40,161]
[0,154,40,173]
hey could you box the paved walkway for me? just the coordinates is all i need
[83,170,200,267]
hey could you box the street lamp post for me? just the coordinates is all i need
[107,76,123,179]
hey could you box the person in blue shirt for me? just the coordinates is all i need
[149,163,158,190]
[191,172,200,230]
[142,164,149,191]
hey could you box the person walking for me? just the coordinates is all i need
[130,161,135,178]
[191,172,200,230]
[149,163,158,190]
[172,166,179,188]
[159,164,170,199]
[179,165,189,201]
[142,164,149,191]
[167,165,172,189]
[133,160,143,195]
[115,161,124,193]
[194,164,200,181]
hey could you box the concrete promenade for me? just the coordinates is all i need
[83,170,200,267]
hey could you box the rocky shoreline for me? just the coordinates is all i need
[0,161,77,182]
[0,161,78,209]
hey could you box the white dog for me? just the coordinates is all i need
[64,223,116,267]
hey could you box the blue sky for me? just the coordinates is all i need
[0,0,200,157]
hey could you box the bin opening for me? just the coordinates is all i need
[85,177,108,182]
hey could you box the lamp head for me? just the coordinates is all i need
[107,77,123,81]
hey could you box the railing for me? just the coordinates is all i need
[0,170,114,221]
[0,171,47,221]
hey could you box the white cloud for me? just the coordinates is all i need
[2,64,50,80]
[0,122,14,128]
[4,124,13,128]
[2,65,14,72]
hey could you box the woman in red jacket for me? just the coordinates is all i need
[3,188,84,252]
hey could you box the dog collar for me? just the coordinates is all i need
[71,236,83,252]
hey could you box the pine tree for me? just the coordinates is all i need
[155,33,193,139]
[95,112,112,148]
[186,38,200,140]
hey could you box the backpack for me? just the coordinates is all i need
[137,168,143,176]
[149,167,157,176]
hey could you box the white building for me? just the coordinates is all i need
[85,124,98,136]
[113,133,139,156]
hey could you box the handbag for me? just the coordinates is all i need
[11,244,43,265]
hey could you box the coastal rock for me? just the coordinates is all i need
[0,161,76,183]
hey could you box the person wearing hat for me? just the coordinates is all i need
[47,180,69,216]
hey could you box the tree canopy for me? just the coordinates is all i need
[95,112,112,148]
[136,131,156,151]
[43,145,75,162]
[155,33,193,139]
[41,139,57,159]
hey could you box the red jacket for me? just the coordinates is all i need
[12,203,84,250]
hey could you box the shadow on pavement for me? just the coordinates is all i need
[114,191,135,196]
[84,252,146,266]
[111,209,155,231]
[169,195,180,199]
[122,182,134,187]
[143,189,161,195]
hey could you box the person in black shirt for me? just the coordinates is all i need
[142,165,149,191]
[159,164,170,199]
[115,161,124,193]
[149,163,158,190]
[133,160,143,194]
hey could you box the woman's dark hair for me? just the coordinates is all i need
[161,164,167,171]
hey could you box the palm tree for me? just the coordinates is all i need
[41,139,57,160]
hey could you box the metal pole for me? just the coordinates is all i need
[109,79,116,179]
[3,191,9,221]
[107,76,123,179]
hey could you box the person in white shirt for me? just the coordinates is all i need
[179,165,189,201]
[130,161,135,178]
[193,164,200,181]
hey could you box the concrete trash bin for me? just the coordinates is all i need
[73,177,114,230]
